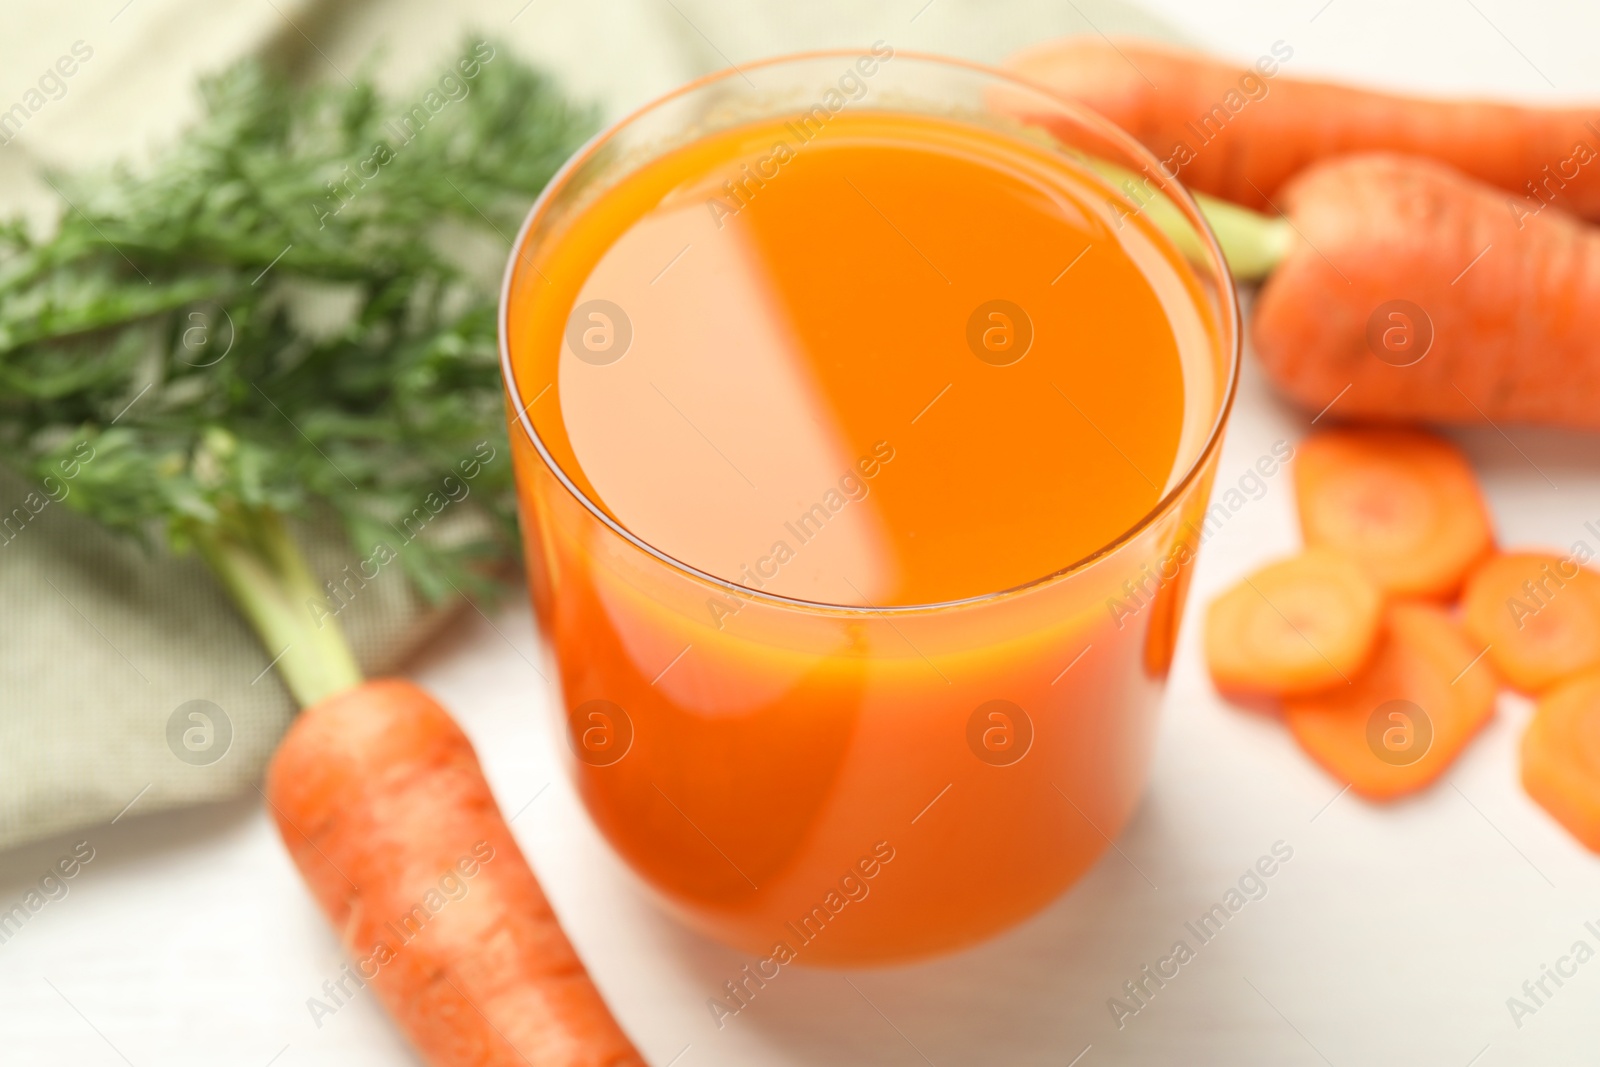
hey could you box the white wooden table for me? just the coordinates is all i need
[5,1,1600,1063]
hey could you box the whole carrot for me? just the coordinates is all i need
[1249,152,1600,430]
[1005,36,1600,220]
[267,679,644,1067]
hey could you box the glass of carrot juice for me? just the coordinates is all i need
[499,48,1239,964]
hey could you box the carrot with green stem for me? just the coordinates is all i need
[268,680,645,1067]
[1088,148,1600,431]
[202,502,641,1067]
[997,50,1600,429]
[2,43,641,1067]
[1247,153,1600,430]
[1006,36,1600,220]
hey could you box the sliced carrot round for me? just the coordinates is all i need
[1294,428,1493,599]
[1463,552,1600,693]
[1204,548,1383,697]
[1284,603,1497,800]
[1522,671,1600,853]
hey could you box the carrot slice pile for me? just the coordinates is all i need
[1462,552,1600,693]
[1522,672,1600,853]
[1295,428,1493,599]
[1200,418,1600,839]
[1205,549,1382,697]
[1284,603,1497,800]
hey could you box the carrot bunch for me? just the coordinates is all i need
[1203,427,1600,853]
[1001,35,1600,850]
[1004,38,1600,432]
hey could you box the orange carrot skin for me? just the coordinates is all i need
[1463,552,1600,693]
[1004,37,1600,219]
[1252,153,1600,430]
[1204,548,1383,697]
[266,679,644,1067]
[1283,603,1498,801]
[1294,427,1493,600]
[1523,671,1600,852]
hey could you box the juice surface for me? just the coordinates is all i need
[510,111,1204,606]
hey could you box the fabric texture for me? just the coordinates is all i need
[0,464,456,850]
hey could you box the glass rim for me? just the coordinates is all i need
[498,48,1242,618]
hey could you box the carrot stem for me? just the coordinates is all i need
[1196,193,1294,282]
[192,506,363,707]
[1081,157,1291,281]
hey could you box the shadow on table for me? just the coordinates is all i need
[0,795,258,902]
[644,788,1215,1067]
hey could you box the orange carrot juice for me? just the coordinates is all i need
[502,56,1235,963]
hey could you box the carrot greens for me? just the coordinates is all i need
[0,40,596,705]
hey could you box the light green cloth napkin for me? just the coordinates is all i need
[0,464,454,851]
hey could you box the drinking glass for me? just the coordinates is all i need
[499,50,1239,963]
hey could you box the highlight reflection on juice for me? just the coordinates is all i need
[503,59,1235,963]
